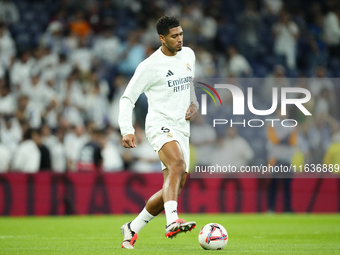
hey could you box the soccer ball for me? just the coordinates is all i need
[198,223,228,250]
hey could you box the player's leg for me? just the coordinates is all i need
[121,194,160,249]
[158,141,185,223]
[121,165,188,249]
[158,140,196,238]
[144,169,187,215]
[144,190,164,215]
[130,169,187,232]
[159,141,185,195]
[128,174,175,239]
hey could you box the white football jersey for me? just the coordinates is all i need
[119,47,198,137]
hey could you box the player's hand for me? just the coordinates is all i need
[122,134,137,148]
[185,104,198,121]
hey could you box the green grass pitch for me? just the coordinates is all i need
[0,214,339,254]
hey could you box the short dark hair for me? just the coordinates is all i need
[156,16,180,36]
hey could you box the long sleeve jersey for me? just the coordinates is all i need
[119,46,198,137]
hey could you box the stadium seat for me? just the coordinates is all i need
[16,1,28,12]
[35,13,49,25]
[31,2,45,13]
[22,11,35,22]
[253,64,269,78]
[9,23,26,38]
[28,23,44,34]
[15,32,32,49]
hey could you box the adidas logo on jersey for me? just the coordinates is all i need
[166,70,174,77]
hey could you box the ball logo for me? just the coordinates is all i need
[206,224,228,244]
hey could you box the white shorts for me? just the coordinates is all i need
[147,128,189,173]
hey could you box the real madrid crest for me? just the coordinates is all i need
[167,132,173,138]
[186,63,192,72]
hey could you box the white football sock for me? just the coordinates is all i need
[164,200,179,226]
[130,207,155,233]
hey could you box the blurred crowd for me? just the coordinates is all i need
[0,0,340,173]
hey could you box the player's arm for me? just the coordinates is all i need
[186,68,199,121]
[119,95,137,148]
[122,134,136,148]
[118,63,149,148]
[185,49,199,121]
[185,103,198,121]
